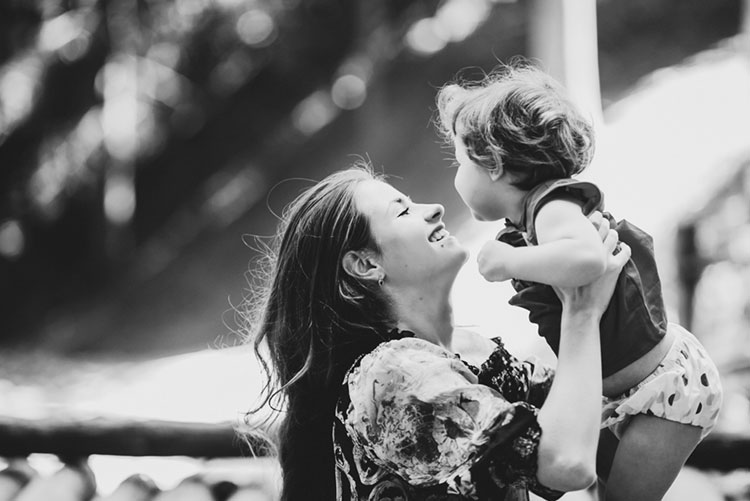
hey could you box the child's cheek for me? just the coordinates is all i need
[454,170,474,208]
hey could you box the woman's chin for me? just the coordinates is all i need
[432,235,467,257]
[459,246,470,265]
[423,243,467,279]
[447,242,470,269]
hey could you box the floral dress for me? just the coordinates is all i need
[333,332,562,501]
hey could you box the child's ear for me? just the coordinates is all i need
[487,154,505,181]
[487,164,504,181]
[342,249,383,282]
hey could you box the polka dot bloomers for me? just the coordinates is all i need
[601,323,723,440]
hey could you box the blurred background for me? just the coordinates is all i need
[1,0,749,499]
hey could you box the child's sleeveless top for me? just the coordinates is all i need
[496,178,668,377]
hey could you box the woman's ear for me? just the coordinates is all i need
[342,249,382,282]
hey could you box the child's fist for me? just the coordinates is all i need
[477,240,514,282]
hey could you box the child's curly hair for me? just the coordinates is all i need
[436,62,595,190]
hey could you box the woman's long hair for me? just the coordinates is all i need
[240,165,395,500]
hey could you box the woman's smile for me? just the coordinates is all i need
[353,179,468,289]
[428,224,450,243]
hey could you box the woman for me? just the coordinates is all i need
[242,165,629,500]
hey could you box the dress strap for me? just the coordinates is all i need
[520,178,604,244]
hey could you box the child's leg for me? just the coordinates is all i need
[602,414,702,501]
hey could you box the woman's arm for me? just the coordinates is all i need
[535,227,631,491]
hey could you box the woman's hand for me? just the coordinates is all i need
[553,214,631,319]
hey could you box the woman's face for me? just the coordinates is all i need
[353,180,468,289]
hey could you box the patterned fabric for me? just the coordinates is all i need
[333,334,563,501]
[477,338,554,408]
[496,178,668,377]
[601,323,723,439]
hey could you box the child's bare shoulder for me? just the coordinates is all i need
[531,179,603,223]
[535,196,591,228]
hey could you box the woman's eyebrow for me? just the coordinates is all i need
[389,196,412,206]
[388,196,411,213]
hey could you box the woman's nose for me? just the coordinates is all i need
[424,204,444,222]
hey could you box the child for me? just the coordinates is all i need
[436,63,722,500]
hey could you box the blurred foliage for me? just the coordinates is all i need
[0,0,742,346]
[0,0,444,340]
[686,159,750,372]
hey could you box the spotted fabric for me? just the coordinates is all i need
[333,335,563,501]
[601,323,723,439]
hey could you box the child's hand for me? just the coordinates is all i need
[477,240,515,282]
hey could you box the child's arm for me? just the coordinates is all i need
[478,199,607,287]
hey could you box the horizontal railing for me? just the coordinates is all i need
[1,416,747,472]
[0,416,271,459]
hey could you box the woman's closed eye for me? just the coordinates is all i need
[395,196,412,217]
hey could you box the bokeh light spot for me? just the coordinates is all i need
[405,18,448,55]
[292,90,338,135]
[236,9,276,47]
[331,74,367,110]
[0,61,42,131]
[0,219,25,260]
[38,10,86,53]
[435,0,491,43]
[210,52,255,95]
[58,34,91,63]
[104,175,136,225]
[101,57,139,160]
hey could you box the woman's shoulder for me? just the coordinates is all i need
[367,336,450,357]
[347,336,461,385]
[346,337,449,378]
[452,328,499,367]
[340,337,453,404]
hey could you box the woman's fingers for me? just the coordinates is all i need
[610,242,631,270]
[589,210,603,228]
[588,211,610,242]
[578,242,631,313]
[603,229,619,254]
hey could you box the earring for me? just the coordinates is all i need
[378,277,384,287]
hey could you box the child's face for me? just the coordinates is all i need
[452,135,514,222]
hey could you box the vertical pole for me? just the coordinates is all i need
[742,0,750,59]
[527,0,603,127]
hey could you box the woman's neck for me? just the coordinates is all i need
[391,286,454,350]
